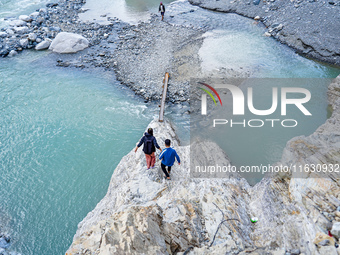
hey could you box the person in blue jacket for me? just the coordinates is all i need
[159,139,180,180]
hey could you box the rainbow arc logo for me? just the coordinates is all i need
[198,82,222,115]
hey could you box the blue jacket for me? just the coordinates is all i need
[159,147,180,166]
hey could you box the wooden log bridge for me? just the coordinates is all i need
[159,72,170,122]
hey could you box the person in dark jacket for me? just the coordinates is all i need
[159,2,165,21]
[135,128,162,169]
[159,139,180,180]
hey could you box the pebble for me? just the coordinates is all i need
[30,12,39,18]
[19,39,28,48]
[8,50,18,57]
[28,33,37,41]
[19,15,32,22]
[35,39,52,50]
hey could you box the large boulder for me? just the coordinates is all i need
[49,32,89,54]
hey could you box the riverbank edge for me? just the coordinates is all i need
[1,0,339,104]
[188,0,340,67]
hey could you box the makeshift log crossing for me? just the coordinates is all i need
[159,72,169,122]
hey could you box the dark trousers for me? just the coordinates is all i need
[161,163,172,178]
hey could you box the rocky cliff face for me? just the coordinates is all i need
[66,76,340,255]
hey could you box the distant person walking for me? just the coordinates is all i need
[135,128,162,169]
[159,139,180,180]
[159,2,165,21]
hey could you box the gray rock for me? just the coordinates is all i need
[7,50,18,57]
[39,8,47,13]
[331,222,340,239]
[276,23,283,31]
[19,39,28,48]
[35,39,52,50]
[35,38,42,43]
[29,12,39,19]
[318,246,337,255]
[12,26,29,34]
[49,32,89,53]
[0,32,7,38]
[19,15,32,22]
[42,27,49,33]
[48,26,61,32]
[8,19,26,27]
[317,239,330,246]
[36,17,45,24]
[28,33,37,41]
[5,29,14,36]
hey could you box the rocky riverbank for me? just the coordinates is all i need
[0,232,20,255]
[0,0,125,58]
[112,16,204,102]
[66,75,340,255]
[2,0,339,103]
[0,0,82,57]
[0,0,206,102]
[188,0,340,66]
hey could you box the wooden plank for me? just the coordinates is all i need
[159,72,170,122]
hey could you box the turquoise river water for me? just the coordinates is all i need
[0,0,339,254]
